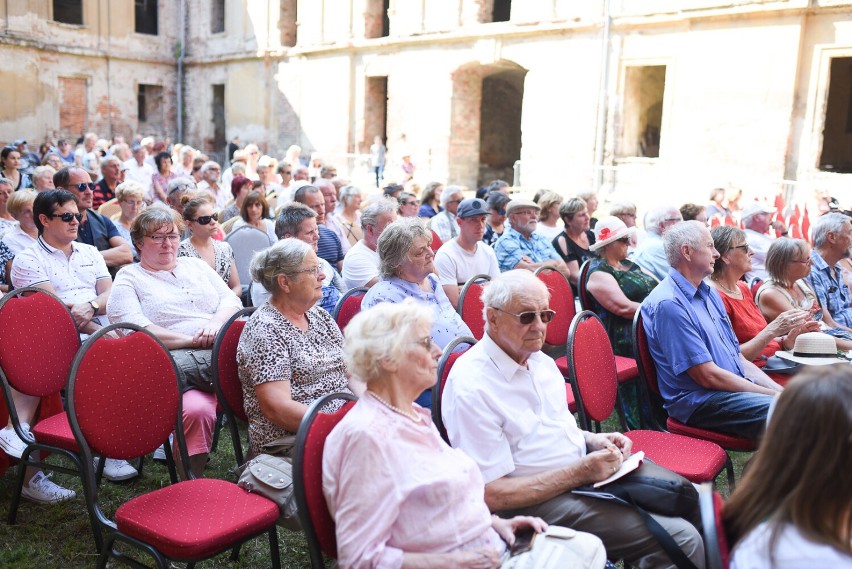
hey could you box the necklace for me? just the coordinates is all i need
[710,276,740,296]
[368,391,421,423]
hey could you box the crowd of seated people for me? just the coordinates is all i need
[3,133,852,567]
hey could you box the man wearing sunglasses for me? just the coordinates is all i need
[10,190,139,485]
[443,270,704,568]
[493,199,570,279]
[53,167,133,273]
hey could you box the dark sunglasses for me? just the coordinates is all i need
[402,200,418,206]
[495,307,556,325]
[68,182,96,192]
[48,212,83,223]
[495,209,506,216]
[190,215,215,225]
[616,237,631,244]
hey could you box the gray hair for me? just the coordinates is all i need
[231,162,246,176]
[339,185,362,208]
[481,270,549,327]
[101,155,122,168]
[129,207,184,249]
[275,202,317,239]
[710,225,746,276]
[343,300,433,384]
[0,177,12,189]
[249,238,311,294]
[609,200,636,217]
[293,185,320,204]
[167,176,196,196]
[765,238,809,287]
[200,161,220,175]
[440,185,464,207]
[812,212,852,249]
[377,217,432,277]
[644,205,681,236]
[559,197,587,222]
[32,165,56,183]
[115,180,147,202]
[663,220,707,266]
[360,197,398,232]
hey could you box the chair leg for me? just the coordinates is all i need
[186,562,195,569]
[97,533,116,569]
[268,527,282,569]
[163,441,178,484]
[228,418,244,467]
[7,450,30,524]
[211,412,224,453]
[94,454,106,485]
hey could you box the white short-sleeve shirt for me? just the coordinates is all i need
[11,237,110,306]
[342,240,380,290]
[434,239,500,287]
[442,334,587,483]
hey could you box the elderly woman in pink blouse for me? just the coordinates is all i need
[323,302,604,569]
[108,207,242,479]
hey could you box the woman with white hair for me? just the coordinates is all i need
[113,180,147,261]
[237,238,351,459]
[324,302,605,569]
[361,217,471,408]
[336,185,364,246]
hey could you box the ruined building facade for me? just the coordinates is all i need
[2,1,852,199]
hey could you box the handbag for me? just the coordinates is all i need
[573,459,701,569]
[170,348,215,393]
[237,435,301,530]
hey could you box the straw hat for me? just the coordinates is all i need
[775,332,850,366]
[589,216,636,251]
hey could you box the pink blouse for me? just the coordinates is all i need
[323,394,504,569]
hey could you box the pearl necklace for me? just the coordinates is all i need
[710,277,740,296]
[368,391,421,423]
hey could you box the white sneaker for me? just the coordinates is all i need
[21,471,76,504]
[94,457,139,482]
[0,423,31,459]
[152,434,173,462]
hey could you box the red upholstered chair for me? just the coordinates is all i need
[67,323,281,569]
[747,276,763,299]
[0,288,86,528]
[632,311,754,486]
[212,307,256,468]
[456,274,491,340]
[431,336,477,442]
[293,392,358,569]
[429,230,443,252]
[332,287,369,332]
[567,311,728,484]
[699,483,729,569]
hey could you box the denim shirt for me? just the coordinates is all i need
[641,269,745,422]
[493,227,561,272]
[806,249,852,328]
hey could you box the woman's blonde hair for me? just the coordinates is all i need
[7,189,37,219]
[536,191,563,223]
[343,300,433,384]
[115,180,146,203]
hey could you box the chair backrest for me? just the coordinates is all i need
[97,198,121,218]
[68,323,181,463]
[699,482,729,569]
[534,267,575,348]
[429,230,443,252]
[632,309,666,430]
[220,215,239,234]
[0,287,80,398]
[567,311,620,431]
[457,274,491,340]
[747,276,763,299]
[293,392,358,568]
[332,287,368,332]
[212,307,257,424]
[431,336,477,442]
[577,259,594,311]
[226,225,275,284]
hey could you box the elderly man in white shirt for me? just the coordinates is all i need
[6,189,138,491]
[442,270,704,569]
[742,202,779,283]
[430,185,463,242]
[122,144,154,195]
[342,198,397,290]
[196,161,229,212]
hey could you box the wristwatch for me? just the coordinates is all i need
[89,300,100,314]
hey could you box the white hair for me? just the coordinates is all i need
[440,185,464,207]
[481,270,549,328]
[812,212,852,249]
[663,220,707,266]
[644,205,680,236]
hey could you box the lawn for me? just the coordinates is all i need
[0,414,753,568]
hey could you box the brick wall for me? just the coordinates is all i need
[59,77,87,139]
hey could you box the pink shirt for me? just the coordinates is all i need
[323,394,504,569]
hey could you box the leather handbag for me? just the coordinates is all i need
[573,460,701,569]
[170,348,215,393]
[237,435,301,530]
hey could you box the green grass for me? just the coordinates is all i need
[0,423,318,569]
[0,414,752,568]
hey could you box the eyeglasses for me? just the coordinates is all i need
[494,307,556,325]
[730,244,751,253]
[494,209,506,216]
[189,215,215,225]
[169,183,195,195]
[145,233,180,244]
[402,201,418,207]
[67,182,96,192]
[616,237,631,244]
[47,212,83,223]
[447,199,463,205]
[295,264,325,277]
[282,171,292,175]
[410,336,435,350]
[792,258,813,265]
[122,200,145,207]
[664,218,683,223]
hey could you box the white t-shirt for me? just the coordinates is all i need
[744,229,774,282]
[731,522,852,568]
[342,240,380,290]
[197,180,231,212]
[433,239,499,287]
[122,158,155,192]
[536,224,564,241]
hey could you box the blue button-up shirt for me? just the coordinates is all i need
[493,227,561,272]
[641,269,745,422]
[806,249,852,328]
[630,233,670,281]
